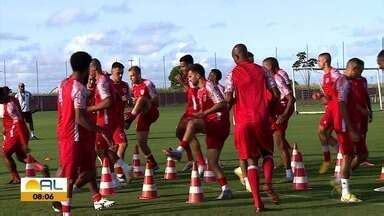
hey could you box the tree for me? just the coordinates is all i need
[292,52,317,88]
[168,66,182,89]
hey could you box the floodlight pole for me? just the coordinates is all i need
[3,60,5,86]
[214,52,217,69]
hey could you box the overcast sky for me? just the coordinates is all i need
[1,0,383,92]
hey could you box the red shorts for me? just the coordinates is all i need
[2,140,27,159]
[2,127,29,156]
[95,127,113,151]
[78,132,97,172]
[234,122,274,160]
[112,127,127,145]
[205,117,230,150]
[271,103,294,132]
[136,108,159,132]
[337,132,368,156]
[58,140,80,181]
[319,107,334,130]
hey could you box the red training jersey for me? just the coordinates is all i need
[197,80,227,121]
[112,80,130,128]
[132,79,158,108]
[350,76,369,120]
[1,97,29,145]
[94,74,119,127]
[321,68,341,106]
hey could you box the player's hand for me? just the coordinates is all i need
[312,92,321,100]
[349,130,360,142]
[276,114,286,124]
[193,111,205,119]
[175,74,183,83]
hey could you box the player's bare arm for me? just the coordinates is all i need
[87,97,112,112]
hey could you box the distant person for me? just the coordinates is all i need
[15,83,38,139]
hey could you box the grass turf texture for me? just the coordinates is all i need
[0,105,383,216]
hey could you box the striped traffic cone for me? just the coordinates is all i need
[132,145,144,177]
[379,163,384,181]
[138,161,159,200]
[204,163,216,183]
[99,157,115,196]
[114,163,125,179]
[291,143,299,174]
[292,148,308,191]
[186,162,204,204]
[334,152,343,180]
[25,154,36,177]
[164,157,177,180]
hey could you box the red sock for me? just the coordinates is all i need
[146,154,157,166]
[322,145,331,162]
[247,165,263,209]
[180,140,189,149]
[185,145,193,161]
[61,199,72,215]
[92,193,102,202]
[11,171,20,180]
[196,151,206,166]
[217,177,227,187]
[262,156,274,185]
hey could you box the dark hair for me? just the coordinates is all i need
[112,62,124,70]
[0,86,10,102]
[70,51,92,72]
[90,58,102,72]
[179,54,194,64]
[189,64,205,79]
[347,58,364,72]
[263,57,280,72]
[210,69,222,81]
[128,66,141,74]
[318,52,332,64]
[378,50,384,58]
[247,52,254,58]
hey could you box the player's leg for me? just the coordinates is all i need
[262,153,279,204]
[176,116,194,171]
[1,149,21,183]
[247,157,264,212]
[338,133,361,202]
[351,134,368,170]
[273,130,293,182]
[125,96,149,129]
[318,123,332,174]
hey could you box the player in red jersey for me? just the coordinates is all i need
[332,58,363,203]
[0,86,49,184]
[225,44,280,212]
[165,63,233,200]
[314,53,340,174]
[175,55,206,174]
[208,69,225,94]
[263,57,295,182]
[87,59,131,185]
[109,62,130,160]
[54,52,114,215]
[125,66,160,170]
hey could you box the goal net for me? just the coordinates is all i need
[291,67,384,114]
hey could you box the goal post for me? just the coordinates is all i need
[291,67,384,114]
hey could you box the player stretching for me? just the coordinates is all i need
[226,44,280,212]
[263,57,295,182]
[87,59,131,186]
[314,53,340,174]
[125,66,160,170]
[165,63,233,199]
[175,55,206,173]
[54,52,114,215]
[0,86,49,184]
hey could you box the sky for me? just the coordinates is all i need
[0,0,383,93]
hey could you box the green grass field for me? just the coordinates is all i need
[0,105,384,216]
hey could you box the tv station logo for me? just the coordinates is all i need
[20,178,67,201]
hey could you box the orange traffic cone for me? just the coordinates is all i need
[204,163,216,183]
[138,161,159,200]
[186,162,204,204]
[25,154,36,177]
[99,157,115,196]
[164,157,177,180]
[292,145,308,191]
[334,152,343,180]
[114,163,124,179]
[132,145,144,177]
[379,163,384,181]
[291,144,299,174]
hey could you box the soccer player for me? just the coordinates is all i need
[55,52,114,215]
[315,53,340,174]
[125,66,160,170]
[109,62,130,160]
[87,59,131,185]
[15,83,38,139]
[332,58,362,203]
[225,44,280,212]
[175,55,206,173]
[0,86,49,184]
[208,69,225,94]
[263,57,295,182]
[164,63,233,200]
